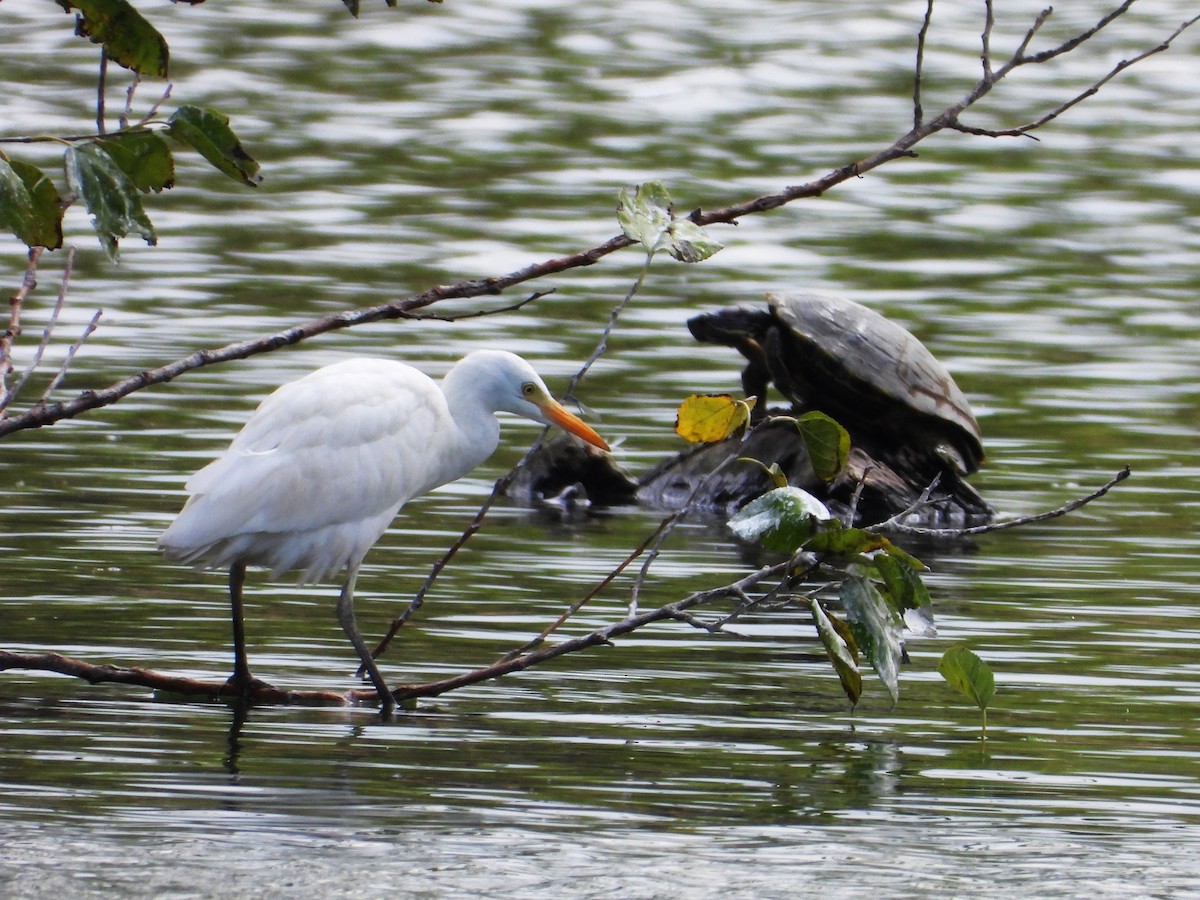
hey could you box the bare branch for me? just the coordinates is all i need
[879,466,1131,539]
[1013,6,1054,61]
[136,83,174,127]
[1018,1,1135,66]
[564,261,645,401]
[40,308,102,401]
[981,0,996,79]
[1,247,43,411]
[121,73,141,131]
[96,49,108,135]
[392,289,552,322]
[5,247,75,411]
[1002,12,1200,136]
[1,562,789,707]
[913,0,935,128]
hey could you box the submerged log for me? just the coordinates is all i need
[511,293,993,529]
[510,422,992,529]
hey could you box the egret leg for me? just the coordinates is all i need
[228,562,254,694]
[337,564,396,714]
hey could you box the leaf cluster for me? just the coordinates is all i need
[1,0,262,261]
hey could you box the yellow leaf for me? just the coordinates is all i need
[675,394,756,443]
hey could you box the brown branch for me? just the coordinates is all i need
[0,250,627,438]
[392,289,552,322]
[2,563,787,708]
[913,0,934,128]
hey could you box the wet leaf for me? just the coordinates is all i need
[938,645,995,711]
[55,0,169,78]
[618,181,673,253]
[872,553,932,613]
[675,394,755,443]
[737,457,790,489]
[810,597,862,706]
[796,411,850,482]
[841,574,904,705]
[666,217,723,263]
[617,181,722,262]
[728,485,830,553]
[0,157,64,249]
[96,132,175,194]
[64,142,156,262]
[167,106,263,187]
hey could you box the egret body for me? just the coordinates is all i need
[159,350,609,712]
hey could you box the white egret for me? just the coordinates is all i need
[159,349,609,713]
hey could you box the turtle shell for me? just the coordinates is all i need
[687,292,985,476]
[763,291,984,473]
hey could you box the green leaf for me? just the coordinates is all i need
[727,486,830,553]
[675,393,755,443]
[796,410,850,482]
[737,457,790,490]
[54,0,169,78]
[167,106,263,188]
[872,553,932,614]
[841,574,904,705]
[666,217,723,263]
[810,597,862,706]
[64,142,157,262]
[803,520,889,557]
[0,157,64,249]
[618,181,673,254]
[938,645,995,711]
[96,132,175,194]
[617,181,722,262]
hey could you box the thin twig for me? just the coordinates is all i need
[913,0,935,128]
[878,466,1131,538]
[137,84,174,127]
[96,49,107,135]
[394,290,552,322]
[1,248,43,411]
[121,72,141,131]
[961,12,1200,138]
[981,0,996,80]
[1019,0,1135,65]
[845,463,877,526]
[360,437,545,673]
[564,251,650,401]
[1013,6,1054,60]
[6,247,75,410]
[499,515,675,661]
[40,308,102,401]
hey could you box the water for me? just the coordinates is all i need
[3,0,1200,895]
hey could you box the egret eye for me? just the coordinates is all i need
[522,382,536,397]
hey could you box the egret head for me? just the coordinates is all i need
[447,350,609,452]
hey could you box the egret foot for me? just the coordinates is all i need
[223,672,276,701]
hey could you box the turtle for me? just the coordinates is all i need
[687,291,986,481]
